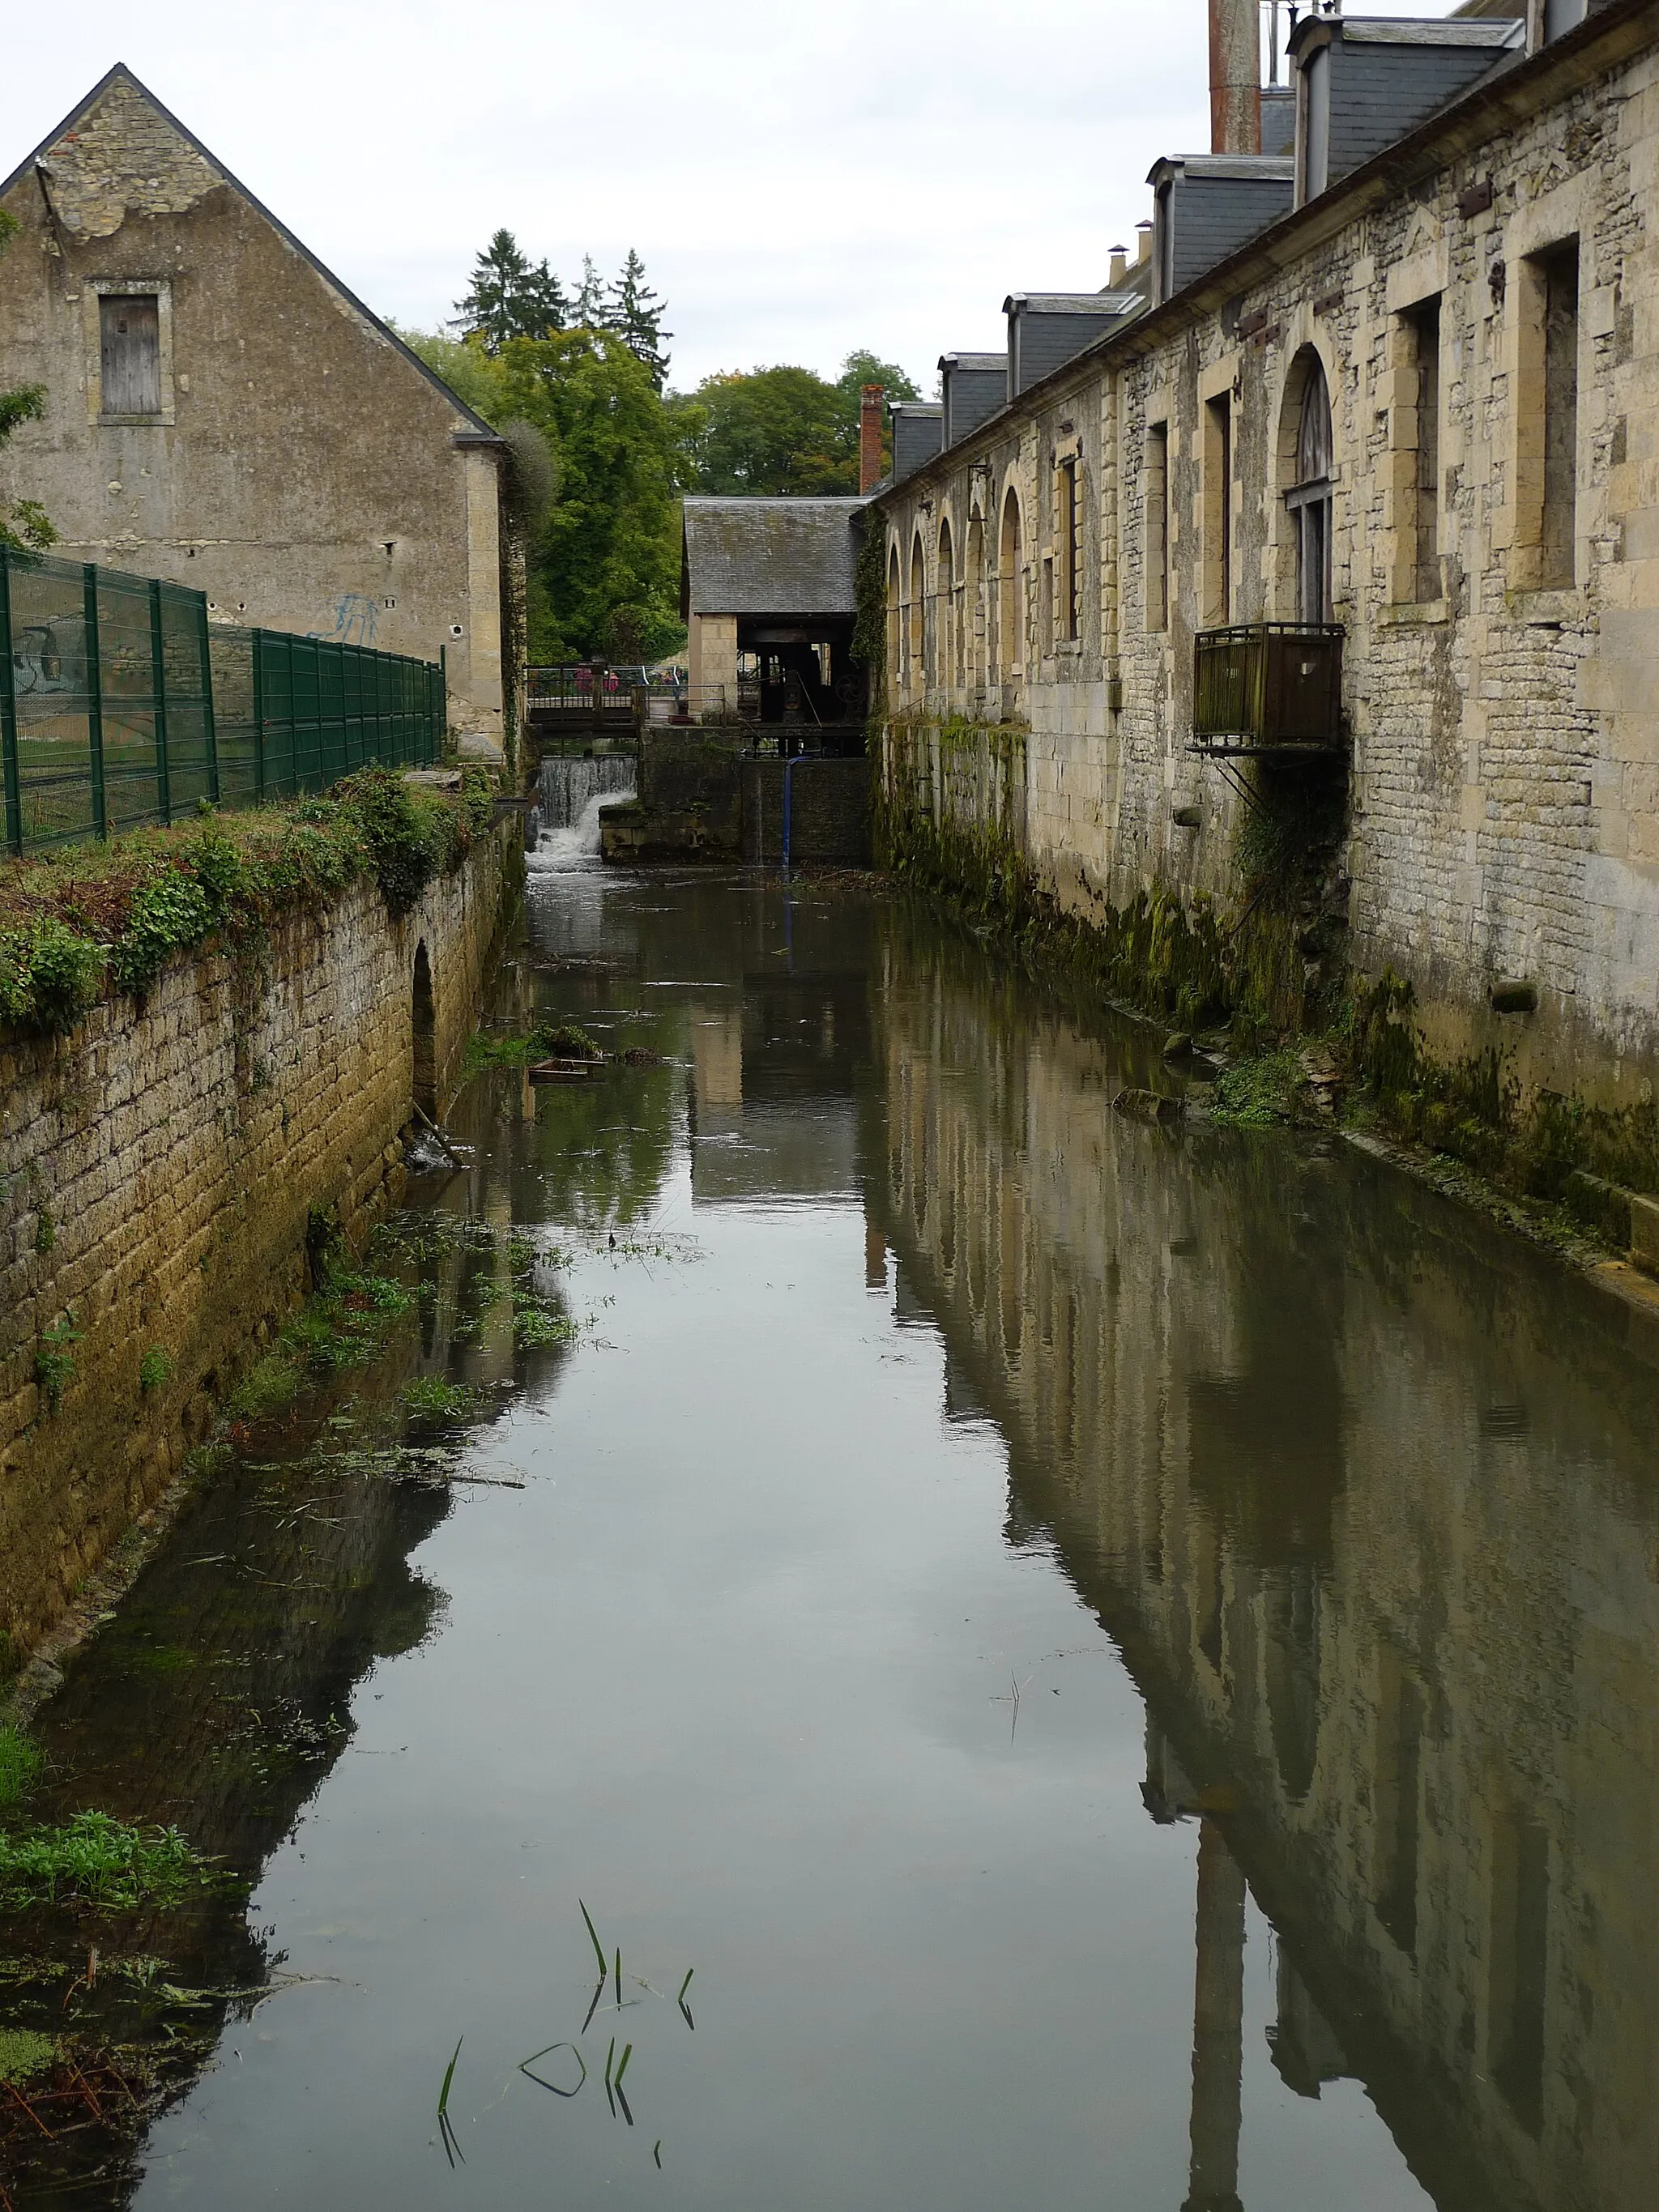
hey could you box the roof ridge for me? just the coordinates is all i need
[2,62,501,443]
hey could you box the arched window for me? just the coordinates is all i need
[1285,352,1334,623]
[937,517,955,688]
[412,941,436,1120]
[909,535,926,688]
[965,511,985,687]
[885,545,902,693]
[998,486,1023,678]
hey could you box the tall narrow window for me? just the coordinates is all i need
[1541,245,1579,590]
[1491,1809,1550,2134]
[1286,356,1333,623]
[998,487,1023,676]
[909,537,926,689]
[100,294,160,417]
[1410,301,1441,603]
[1058,458,1081,640]
[1375,1656,1422,1954]
[937,518,955,687]
[886,546,902,694]
[1146,422,1170,633]
[1203,394,1232,624]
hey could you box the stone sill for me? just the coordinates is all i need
[1505,586,1585,626]
[1378,599,1449,628]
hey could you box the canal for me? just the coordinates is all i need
[3,851,1656,2210]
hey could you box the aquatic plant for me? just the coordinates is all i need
[403,1376,481,1425]
[0,1810,215,1910]
[0,2028,58,2086]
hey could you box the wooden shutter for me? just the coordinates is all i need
[100,295,161,416]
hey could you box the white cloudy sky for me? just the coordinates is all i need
[7,0,1452,395]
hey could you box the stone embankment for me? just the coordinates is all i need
[0,812,519,1686]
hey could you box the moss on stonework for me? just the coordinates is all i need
[877,727,1659,1239]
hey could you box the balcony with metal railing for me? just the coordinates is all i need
[1190,623,1344,757]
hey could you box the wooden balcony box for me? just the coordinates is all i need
[1191,623,1343,756]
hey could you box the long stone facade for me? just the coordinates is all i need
[874,0,1659,1113]
[0,824,518,1682]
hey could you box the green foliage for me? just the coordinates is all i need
[454,228,569,352]
[0,2027,58,2084]
[139,1345,174,1393]
[0,1724,45,1812]
[35,1311,79,1413]
[34,1208,53,1255]
[0,1809,213,1910]
[1210,1051,1308,1127]
[671,350,921,496]
[335,765,451,915]
[403,1375,481,1425]
[0,919,106,1035]
[0,773,491,1037]
[109,871,214,993]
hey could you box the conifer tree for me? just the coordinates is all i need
[573,255,607,330]
[454,229,568,353]
[607,249,672,390]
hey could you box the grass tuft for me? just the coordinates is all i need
[0,1724,45,1813]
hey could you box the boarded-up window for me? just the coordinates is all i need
[100,295,161,416]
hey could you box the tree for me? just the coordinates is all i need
[607,249,672,391]
[672,350,921,495]
[454,229,568,353]
[573,255,607,329]
[497,328,688,662]
[0,214,53,550]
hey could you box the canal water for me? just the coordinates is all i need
[5,856,1657,2210]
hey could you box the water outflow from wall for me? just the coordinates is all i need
[532,757,636,870]
[539,752,637,829]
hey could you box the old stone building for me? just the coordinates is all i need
[0,65,518,754]
[875,0,1659,1117]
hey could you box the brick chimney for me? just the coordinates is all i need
[859,384,885,494]
[1209,0,1261,154]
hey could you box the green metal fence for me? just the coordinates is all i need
[0,545,446,858]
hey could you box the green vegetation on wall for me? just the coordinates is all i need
[0,766,494,1040]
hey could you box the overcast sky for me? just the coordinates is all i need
[7,0,1452,396]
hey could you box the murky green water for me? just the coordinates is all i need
[6,859,1658,2210]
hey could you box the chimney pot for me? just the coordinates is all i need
[859,383,885,495]
[1136,222,1153,265]
[1109,244,1128,286]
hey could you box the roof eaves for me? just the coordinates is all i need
[875,0,1656,513]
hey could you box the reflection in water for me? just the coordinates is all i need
[4,871,1657,2210]
[871,899,1659,2212]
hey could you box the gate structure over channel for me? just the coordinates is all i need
[0,546,445,856]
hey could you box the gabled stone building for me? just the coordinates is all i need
[0,65,518,755]
[874,0,1659,1119]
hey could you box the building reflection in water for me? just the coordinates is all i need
[867,902,1659,2212]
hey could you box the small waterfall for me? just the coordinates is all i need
[530,781,635,871]
[539,752,637,829]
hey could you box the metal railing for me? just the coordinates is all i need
[1191,622,1344,757]
[0,546,445,857]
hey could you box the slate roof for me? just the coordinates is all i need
[681,498,866,620]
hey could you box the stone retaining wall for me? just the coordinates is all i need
[0,823,518,1681]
